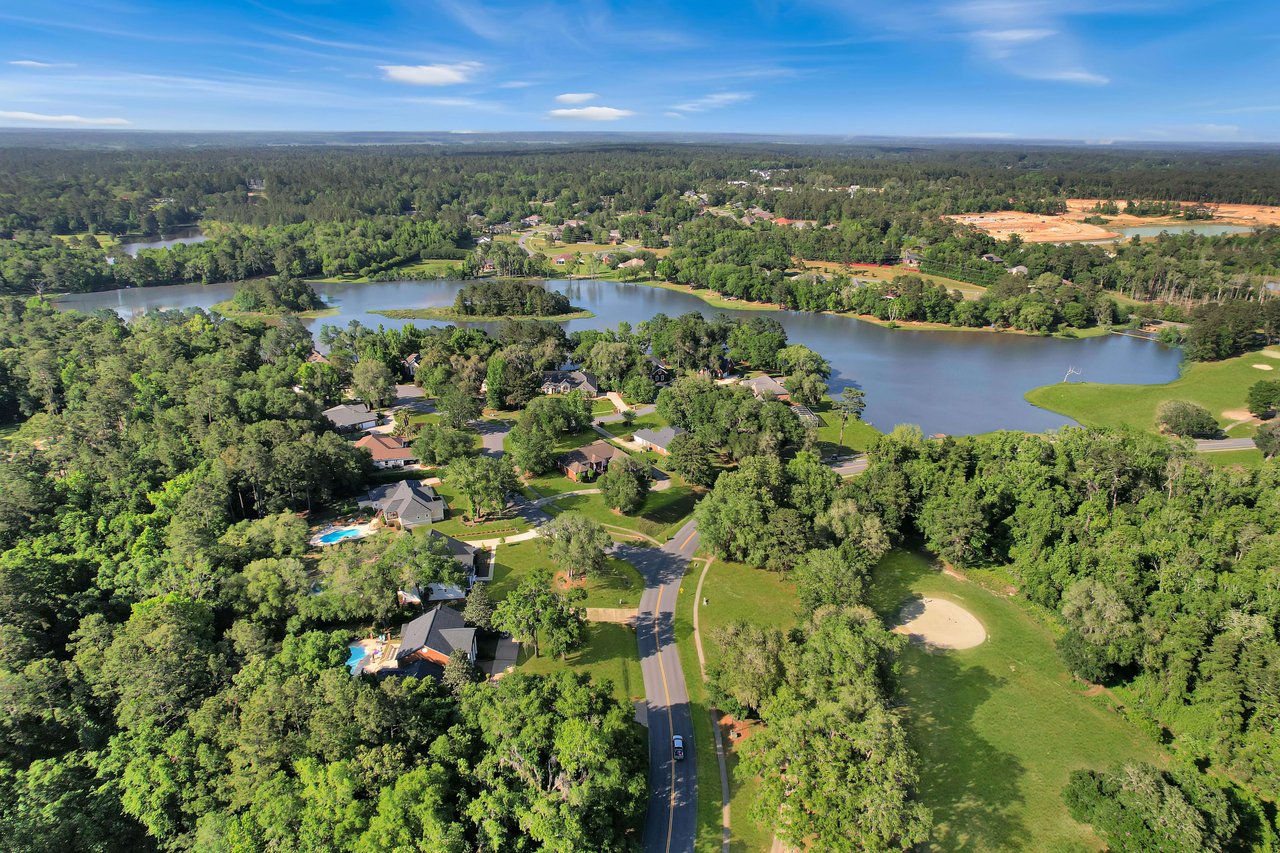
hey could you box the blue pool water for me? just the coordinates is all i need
[319,528,362,544]
[346,644,369,672]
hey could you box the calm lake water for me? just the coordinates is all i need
[119,226,208,256]
[56,278,1182,435]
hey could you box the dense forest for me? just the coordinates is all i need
[0,300,647,851]
[3,140,1280,309]
[452,279,575,317]
[695,423,1280,849]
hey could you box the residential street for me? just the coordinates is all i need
[621,520,702,853]
[1195,437,1257,452]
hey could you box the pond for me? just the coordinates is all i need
[118,226,208,256]
[55,278,1183,436]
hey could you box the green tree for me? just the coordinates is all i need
[666,432,715,487]
[540,511,612,581]
[462,582,495,631]
[352,359,395,408]
[835,386,867,451]
[446,455,516,522]
[436,383,481,428]
[1246,379,1280,418]
[600,455,652,514]
[1155,400,1220,438]
[1256,420,1280,458]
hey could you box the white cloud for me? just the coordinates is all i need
[1025,69,1109,85]
[972,28,1054,43]
[9,59,74,68]
[664,111,684,118]
[670,91,751,114]
[0,110,129,126]
[379,62,482,86]
[547,106,635,121]
[554,92,597,104]
[497,80,534,88]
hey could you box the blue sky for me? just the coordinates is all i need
[1,0,1277,140]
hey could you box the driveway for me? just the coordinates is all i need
[621,519,701,853]
[473,419,512,457]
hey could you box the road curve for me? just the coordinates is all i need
[623,520,701,853]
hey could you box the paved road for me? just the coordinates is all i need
[829,454,869,477]
[595,403,657,425]
[621,520,702,853]
[1195,437,1257,452]
[472,418,511,457]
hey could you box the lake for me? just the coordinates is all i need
[119,226,208,256]
[56,278,1182,436]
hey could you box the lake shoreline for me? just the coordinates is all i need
[370,306,595,322]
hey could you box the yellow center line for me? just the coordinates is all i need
[654,583,677,853]
[678,529,697,551]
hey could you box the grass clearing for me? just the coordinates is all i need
[545,482,700,542]
[1026,347,1280,435]
[429,479,533,539]
[694,559,801,853]
[1199,448,1266,469]
[868,550,1168,853]
[796,261,986,299]
[488,537,644,610]
[808,396,882,456]
[599,412,666,438]
[516,622,643,706]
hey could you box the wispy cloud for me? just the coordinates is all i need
[9,59,75,68]
[498,80,534,89]
[404,96,504,112]
[1024,69,1109,85]
[379,62,482,86]
[0,110,129,126]
[548,106,634,121]
[670,92,751,114]
[555,92,597,104]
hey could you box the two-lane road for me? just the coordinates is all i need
[622,520,702,853]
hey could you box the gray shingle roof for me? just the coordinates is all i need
[322,402,376,429]
[397,604,475,660]
[360,480,446,529]
[633,426,685,450]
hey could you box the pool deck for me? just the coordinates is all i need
[310,520,379,547]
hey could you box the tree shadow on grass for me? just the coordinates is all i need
[900,644,1031,852]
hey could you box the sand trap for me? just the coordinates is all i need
[1253,364,1274,371]
[894,597,986,650]
[1222,408,1256,421]
[1262,350,1280,359]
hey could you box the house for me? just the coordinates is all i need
[395,604,477,670]
[480,259,496,273]
[553,253,574,266]
[563,219,586,227]
[476,235,491,245]
[354,434,418,469]
[608,229,622,244]
[741,374,790,401]
[617,258,646,269]
[540,370,600,397]
[322,403,378,433]
[521,214,543,227]
[981,253,1005,264]
[306,349,330,365]
[403,352,421,375]
[359,480,447,529]
[1007,265,1030,276]
[558,439,627,481]
[902,250,923,268]
[648,357,673,384]
[550,228,564,241]
[632,426,685,455]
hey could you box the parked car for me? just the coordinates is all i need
[672,735,685,760]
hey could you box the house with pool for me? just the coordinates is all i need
[358,479,446,529]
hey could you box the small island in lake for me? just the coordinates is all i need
[214,276,331,317]
[372,279,593,322]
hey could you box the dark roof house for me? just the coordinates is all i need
[322,403,378,432]
[359,480,446,529]
[396,604,477,665]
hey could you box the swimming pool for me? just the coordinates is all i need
[346,644,369,672]
[318,527,363,545]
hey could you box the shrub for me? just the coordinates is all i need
[1155,400,1219,438]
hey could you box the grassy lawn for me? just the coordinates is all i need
[592,398,619,416]
[1199,448,1267,469]
[488,538,644,609]
[429,479,532,539]
[599,412,666,438]
[544,482,700,542]
[796,261,987,299]
[517,622,643,706]
[629,278,782,311]
[867,550,1168,853]
[517,429,608,497]
[695,560,802,853]
[809,396,882,456]
[1025,346,1280,435]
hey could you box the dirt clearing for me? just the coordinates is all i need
[893,597,987,650]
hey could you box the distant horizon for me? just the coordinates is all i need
[2,0,1278,141]
[3,127,1280,151]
